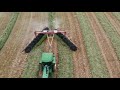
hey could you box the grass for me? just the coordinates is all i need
[0,12,19,50]
[95,12,120,60]
[76,12,109,78]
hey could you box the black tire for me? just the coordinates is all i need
[52,64,56,72]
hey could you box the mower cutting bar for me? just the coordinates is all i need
[34,30,66,36]
[24,27,77,54]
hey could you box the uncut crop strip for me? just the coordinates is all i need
[76,12,109,78]
[21,12,48,78]
[48,12,55,29]
[86,12,120,78]
[0,13,31,77]
[43,12,55,52]
[95,12,120,60]
[0,12,19,50]
[55,12,74,78]
[0,13,12,36]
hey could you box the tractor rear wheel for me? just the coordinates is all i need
[52,64,56,72]
[54,64,56,72]
[53,64,57,78]
[38,71,43,78]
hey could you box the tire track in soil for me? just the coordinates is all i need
[104,12,120,36]
[66,12,91,78]
[0,12,12,35]
[86,12,120,78]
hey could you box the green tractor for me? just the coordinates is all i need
[39,52,56,78]
[24,27,77,78]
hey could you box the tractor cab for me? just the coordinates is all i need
[39,52,56,78]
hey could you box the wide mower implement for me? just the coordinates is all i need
[24,27,77,78]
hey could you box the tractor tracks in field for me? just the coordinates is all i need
[86,12,120,78]
[63,12,91,78]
